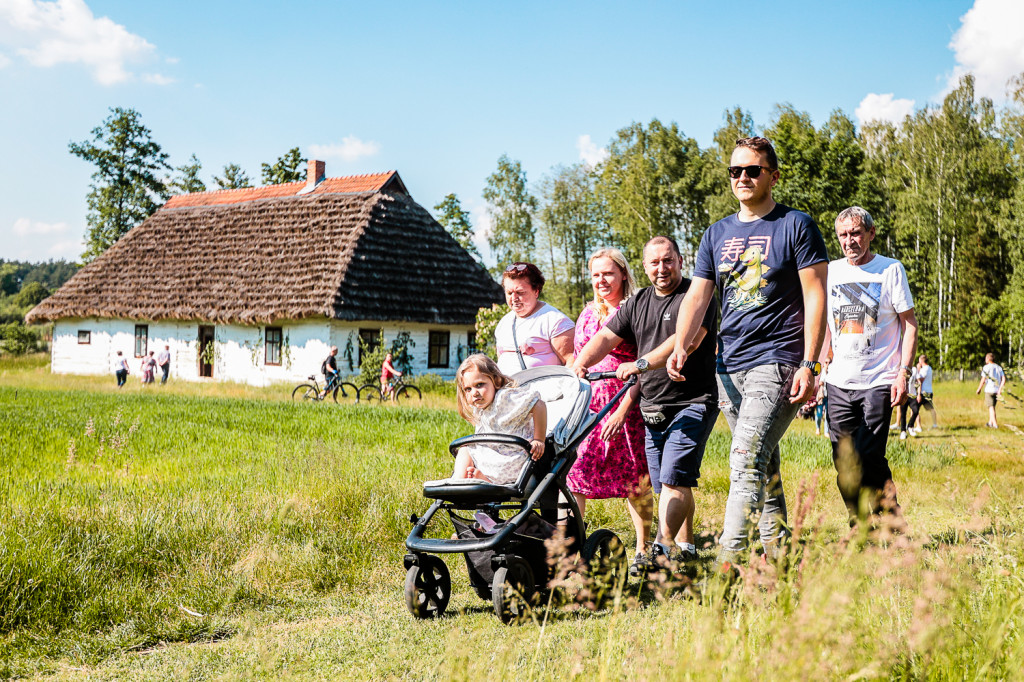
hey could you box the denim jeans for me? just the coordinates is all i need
[160,364,170,384]
[716,364,801,564]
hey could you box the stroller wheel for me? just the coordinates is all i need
[581,529,627,578]
[492,557,535,624]
[405,555,451,619]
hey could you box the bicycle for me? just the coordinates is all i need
[292,373,360,404]
[358,376,422,404]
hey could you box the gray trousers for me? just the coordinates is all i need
[716,364,801,564]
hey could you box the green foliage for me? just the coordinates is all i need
[433,193,480,259]
[260,147,306,185]
[213,163,252,189]
[389,331,416,376]
[357,331,386,386]
[596,119,709,272]
[343,331,357,372]
[69,107,170,263]
[535,163,608,318]
[474,303,508,357]
[168,153,207,195]
[0,322,42,355]
[482,155,538,271]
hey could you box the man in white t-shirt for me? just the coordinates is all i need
[976,353,1006,428]
[823,207,918,522]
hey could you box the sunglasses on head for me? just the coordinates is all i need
[727,165,776,179]
[504,263,529,273]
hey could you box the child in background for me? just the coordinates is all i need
[450,354,547,485]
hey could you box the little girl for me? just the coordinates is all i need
[451,354,547,485]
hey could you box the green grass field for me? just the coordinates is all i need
[1,354,1023,680]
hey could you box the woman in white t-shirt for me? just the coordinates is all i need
[493,262,574,376]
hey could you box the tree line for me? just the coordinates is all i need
[436,74,1024,372]
[0,259,78,353]
[69,107,311,263]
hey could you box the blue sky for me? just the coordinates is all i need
[3,0,1023,265]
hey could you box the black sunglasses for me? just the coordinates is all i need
[504,263,529,273]
[727,165,776,179]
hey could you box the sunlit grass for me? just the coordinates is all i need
[1,354,1022,679]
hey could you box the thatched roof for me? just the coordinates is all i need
[27,171,502,326]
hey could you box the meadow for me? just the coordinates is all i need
[1,354,1022,680]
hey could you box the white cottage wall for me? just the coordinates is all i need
[51,318,476,386]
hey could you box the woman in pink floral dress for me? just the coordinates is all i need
[568,248,652,558]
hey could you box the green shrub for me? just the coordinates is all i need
[0,322,42,355]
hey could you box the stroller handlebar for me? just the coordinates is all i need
[585,371,639,387]
[448,433,531,458]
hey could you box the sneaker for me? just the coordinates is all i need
[650,543,672,571]
[899,431,908,440]
[670,546,700,578]
[629,548,654,577]
[913,426,923,435]
[907,429,917,438]
[889,423,899,431]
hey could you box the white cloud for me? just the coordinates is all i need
[0,0,158,85]
[308,136,381,163]
[576,134,608,168]
[13,217,69,236]
[142,72,174,85]
[47,238,82,258]
[855,93,916,126]
[0,52,10,68]
[946,0,1024,100]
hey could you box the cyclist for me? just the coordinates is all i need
[381,351,403,401]
[320,346,340,399]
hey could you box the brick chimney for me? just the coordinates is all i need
[306,159,325,189]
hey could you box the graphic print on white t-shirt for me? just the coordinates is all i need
[831,280,882,356]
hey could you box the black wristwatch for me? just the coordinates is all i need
[800,360,821,377]
[635,358,650,374]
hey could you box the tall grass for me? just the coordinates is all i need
[1,356,1022,679]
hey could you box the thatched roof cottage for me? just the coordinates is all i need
[27,161,502,385]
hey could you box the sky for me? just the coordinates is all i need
[2,0,1024,266]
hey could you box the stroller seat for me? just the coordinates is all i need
[423,366,593,504]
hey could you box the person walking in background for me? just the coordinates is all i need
[380,351,403,400]
[814,375,828,437]
[320,346,339,399]
[568,248,653,573]
[906,353,937,434]
[157,345,171,385]
[822,207,917,523]
[141,351,157,385]
[667,136,828,570]
[113,351,129,388]
[977,353,1006,428]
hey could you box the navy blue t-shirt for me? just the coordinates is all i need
[693,203,828,372]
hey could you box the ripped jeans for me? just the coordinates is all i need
[716,364,801,564]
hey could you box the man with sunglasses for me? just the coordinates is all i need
[666,136,828,573]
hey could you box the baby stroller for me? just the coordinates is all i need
[404,366,636,623]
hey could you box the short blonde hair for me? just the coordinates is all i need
[588,247,638,320]
[455,354,514,423]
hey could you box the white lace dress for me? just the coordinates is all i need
[467,386,541,484]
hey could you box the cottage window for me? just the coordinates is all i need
[428,331,450,368]
[78,330,91,344]
[265,327,282,366]
[467,331,477,355]
[359,328,382,359]
[134,325,148,357]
